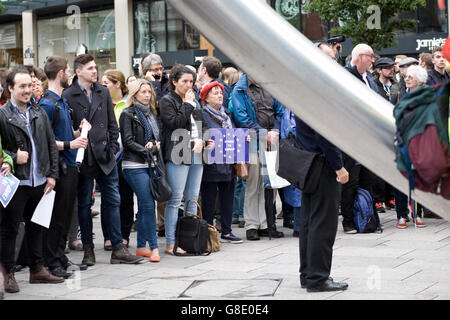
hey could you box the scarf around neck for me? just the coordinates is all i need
[205,104,232,129]
[134,102,160,142]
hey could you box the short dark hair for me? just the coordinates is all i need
[6,66,31,92]
[202,56,222,79]
[74,54,95,72]
[432,46,443,58]
[44,56,68,80]
[169,65,196,91]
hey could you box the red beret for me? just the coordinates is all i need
[200,81,224,101]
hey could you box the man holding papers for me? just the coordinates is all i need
[0,66,62,294]
[63,54,143,266]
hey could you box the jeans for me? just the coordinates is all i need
[394,189,422,219]
[123,168,158,249]
[78,165,123,250]
[101,163,135,243]
[232,178,246,222]
[165,161,203,245]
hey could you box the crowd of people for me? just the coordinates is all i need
[0,41,447,297]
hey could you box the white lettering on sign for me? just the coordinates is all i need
[416,37,446,51]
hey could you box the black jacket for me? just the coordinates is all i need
[0,100,59,181]
[294,116,343,171]
[159,90,208,164]
[201,108,235,182]
[63,76,119,177]
[119,105,163,164]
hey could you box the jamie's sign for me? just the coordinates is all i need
[416,37,447,51]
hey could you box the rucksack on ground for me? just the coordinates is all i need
[353,188,378,233]
[394,85,450,200]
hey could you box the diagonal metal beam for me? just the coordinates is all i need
[166,0,450,220]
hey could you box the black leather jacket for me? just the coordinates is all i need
[0,100,59,181]
[119,105,163,164]
[159,91,208,164]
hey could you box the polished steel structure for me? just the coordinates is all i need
[167,0,450,220]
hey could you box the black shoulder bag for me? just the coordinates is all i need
[277,133,325,194]
[146,148,172,203]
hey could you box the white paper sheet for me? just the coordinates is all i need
[31,190,56,228]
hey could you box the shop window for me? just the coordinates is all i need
[272,0,328,41]
[37,9,116,77]
[0,22,23,68]
[133,0,200,55]
[418,0,448,33]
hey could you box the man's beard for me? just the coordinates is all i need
[61,77,69,89]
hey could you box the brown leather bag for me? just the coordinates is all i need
[233,163,248,179]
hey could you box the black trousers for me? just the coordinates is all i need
[1,184,46,273]
[299,163,339,288]
[43,166,78,269]
[200,179,235,235]
[372,174,394,203]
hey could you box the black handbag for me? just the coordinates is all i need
[147,148,172,202]
[277,133,325,194]
[173,199,212,256]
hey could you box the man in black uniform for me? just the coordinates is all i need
[296,44,349,292]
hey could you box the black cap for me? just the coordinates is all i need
[374,57,395,69]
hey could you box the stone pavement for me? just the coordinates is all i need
[3,199,450,301]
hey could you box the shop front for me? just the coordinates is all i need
[37,8,116,77]
[0,22,23,69]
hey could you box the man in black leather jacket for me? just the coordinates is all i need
[0,66,62,293]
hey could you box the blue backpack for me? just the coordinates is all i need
[353,188,378,233]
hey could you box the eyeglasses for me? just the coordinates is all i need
[150,67,163,72]
[362,53,376,60]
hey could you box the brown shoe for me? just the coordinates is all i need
[4,271,20,293]
[30,267,64,284]
[82,247,96,266]
[111,246,144,264]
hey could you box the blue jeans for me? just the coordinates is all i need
[123,168,158,249]
[232,178,246,222]
[78,166,123,250]
[394,189,422,219]
[165,161,203,245]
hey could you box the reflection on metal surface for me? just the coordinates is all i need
[167,0,450,220]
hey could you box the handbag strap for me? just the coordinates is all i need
[184,198,203,220]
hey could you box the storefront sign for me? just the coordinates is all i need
[415,36,446,51]
[0,23,18,50]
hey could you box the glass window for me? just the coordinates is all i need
[134,0,200,55]
[418,0,448,33]
[272,0,328,40]
[0,22,23,68]
[37,9,116,77]
[134,1,152,54]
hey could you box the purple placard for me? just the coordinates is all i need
[207,128,249,164]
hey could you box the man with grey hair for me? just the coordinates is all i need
[142,53,169,102]
[340,43,382,234]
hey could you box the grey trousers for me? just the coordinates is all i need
[243,156,268,231]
